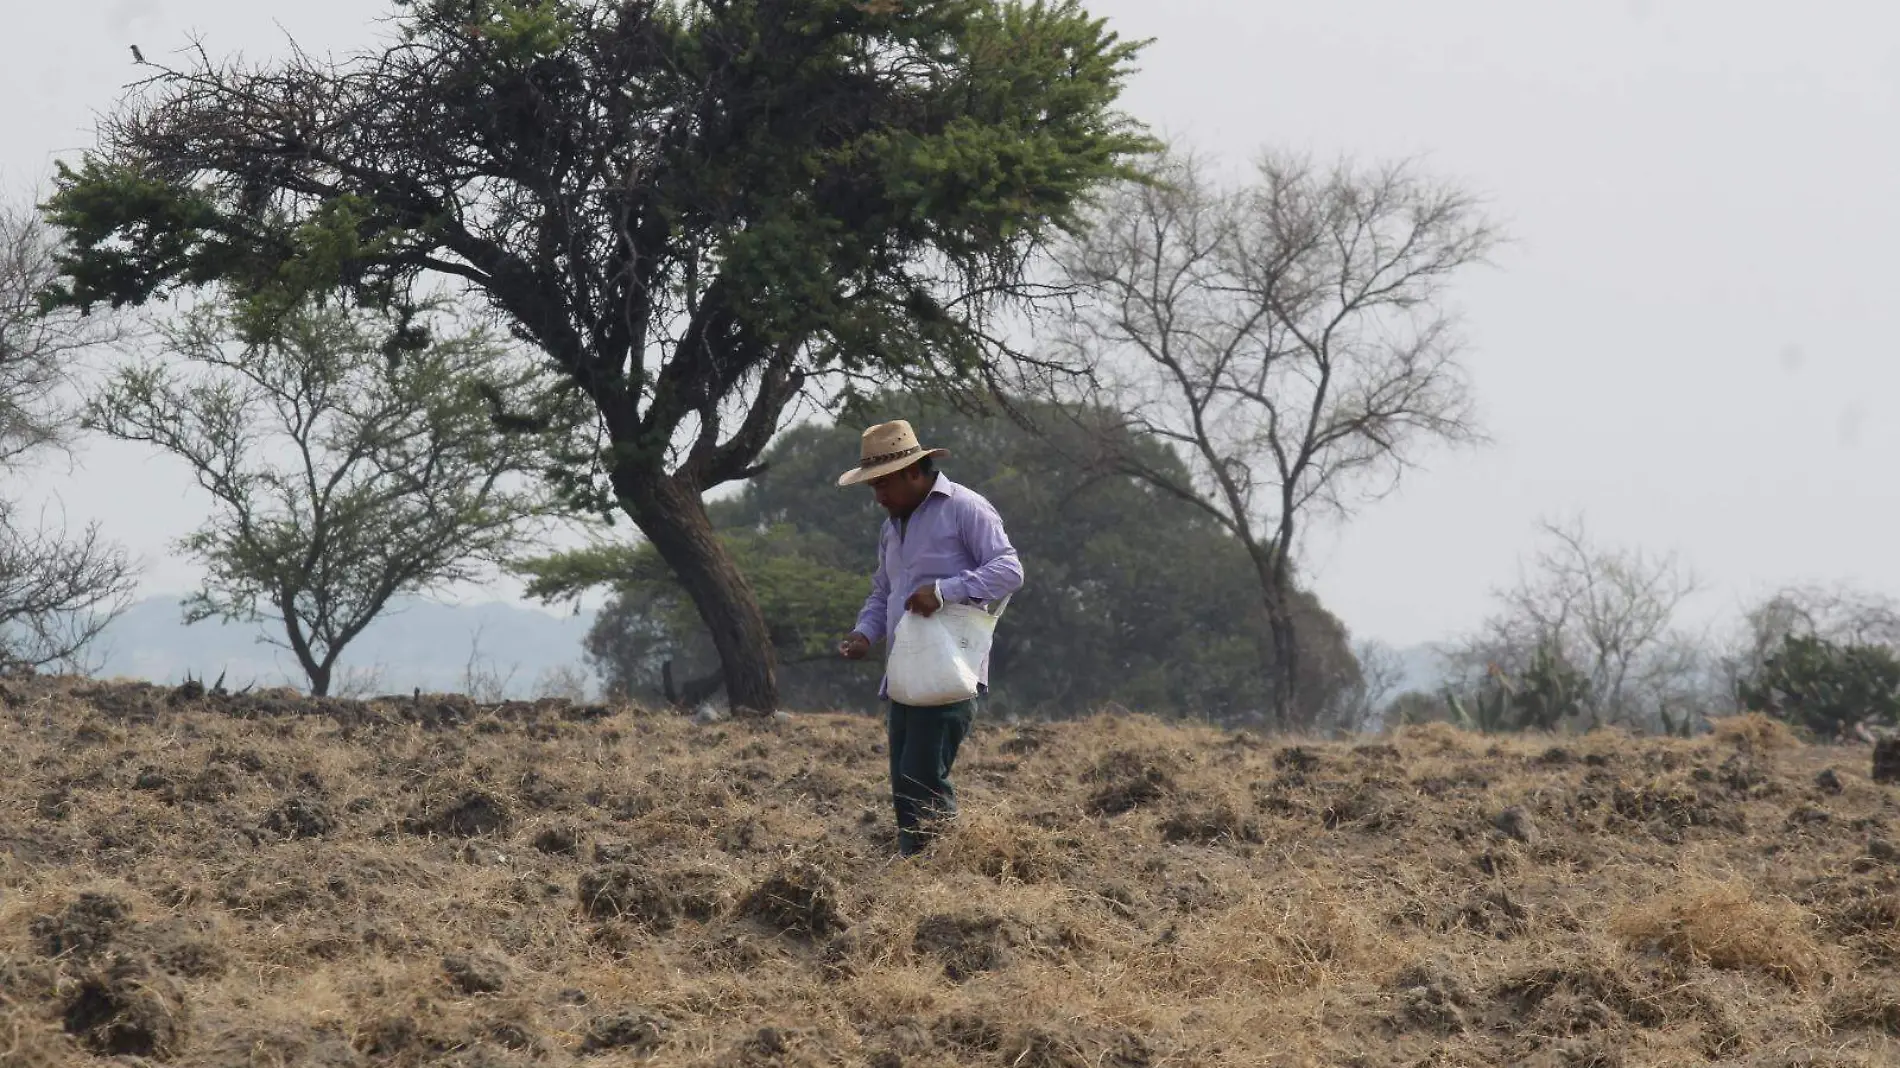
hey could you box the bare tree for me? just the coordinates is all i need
[86,297,570,695]
[1043,150,1496,725]
[1334,638,1408,734]
[0,202,135,669]
[1451,517,1706,729]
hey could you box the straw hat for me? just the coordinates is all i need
[835,420,950,487]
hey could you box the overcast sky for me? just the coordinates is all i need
[3,1,1897,649]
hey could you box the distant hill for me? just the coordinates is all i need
[87,595,599,699]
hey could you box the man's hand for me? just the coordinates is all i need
[905,582,943,617]
[838,632,872,661]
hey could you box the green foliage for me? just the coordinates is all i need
[1738,634,1900,740]
[86,298,574,695]
[38,158,243,314]
[526,394,1361,722]
[519,525,864,664]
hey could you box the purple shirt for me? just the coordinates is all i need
[854,474,1024,697]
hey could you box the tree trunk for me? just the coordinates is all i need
[662,658,728,710]
[1265,592,1299,728]
[617,470,779,713]
[280,608,332,696]
[1248,551,1300,729]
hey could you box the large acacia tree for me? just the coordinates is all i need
[42,0,1152,710]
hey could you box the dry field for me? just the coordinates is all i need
[2,677,1899,1067]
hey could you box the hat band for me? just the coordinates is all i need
[859,444,921,469]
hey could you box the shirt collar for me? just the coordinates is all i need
[886,474,959,530]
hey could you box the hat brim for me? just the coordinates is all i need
[836,447,949,487]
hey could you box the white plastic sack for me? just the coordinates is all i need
[885,593,1008,707]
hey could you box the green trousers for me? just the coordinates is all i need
[887,698,976,856]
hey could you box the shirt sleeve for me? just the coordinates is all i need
[853,527,892,643]
[937,495,1024,606]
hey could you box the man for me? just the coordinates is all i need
[836,419,1023,857]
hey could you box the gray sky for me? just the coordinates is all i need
[4,1,1897,648]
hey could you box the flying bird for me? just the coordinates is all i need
[130,44,145,63]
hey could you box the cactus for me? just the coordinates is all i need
[1515,643,1590,732]
[1444,648,1590,735]
[1446,689,1473,731]
[1447,671,1515,734]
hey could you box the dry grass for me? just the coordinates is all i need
[0,677,1897,1066]
[1613,876,1835,987]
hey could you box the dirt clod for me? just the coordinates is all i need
[262,795,337,840]
[1158,801,1262,845]
[31,892,130,959]
[739,861,848,938]
[141,917,228,979]
[1494,805,1540,845]
[1324,785,1407,831]
[133,766,172,791]
[913,912,1030,980]
[577,865,731,928]
[405,790,512,837]
[1084,751,1174,815]
[579,1010,668,1054]
[61,956,189,1060]
[442,952,510,995]
[357,1014,418,1056]
[1389,957,1472,1034]
[531,825,581,856]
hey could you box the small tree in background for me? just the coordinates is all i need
[0,201,135,668]
[1331,639,1406,734]
[86,298,571,695]
[1449,517,1706,731]
[1739,634,1900,741]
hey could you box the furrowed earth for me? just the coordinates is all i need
[2,677,1899,1067]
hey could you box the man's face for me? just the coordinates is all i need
[869,464,931,517]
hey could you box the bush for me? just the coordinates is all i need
[1738,634,1900,740]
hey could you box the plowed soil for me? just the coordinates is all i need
[1,675,1897,1067]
